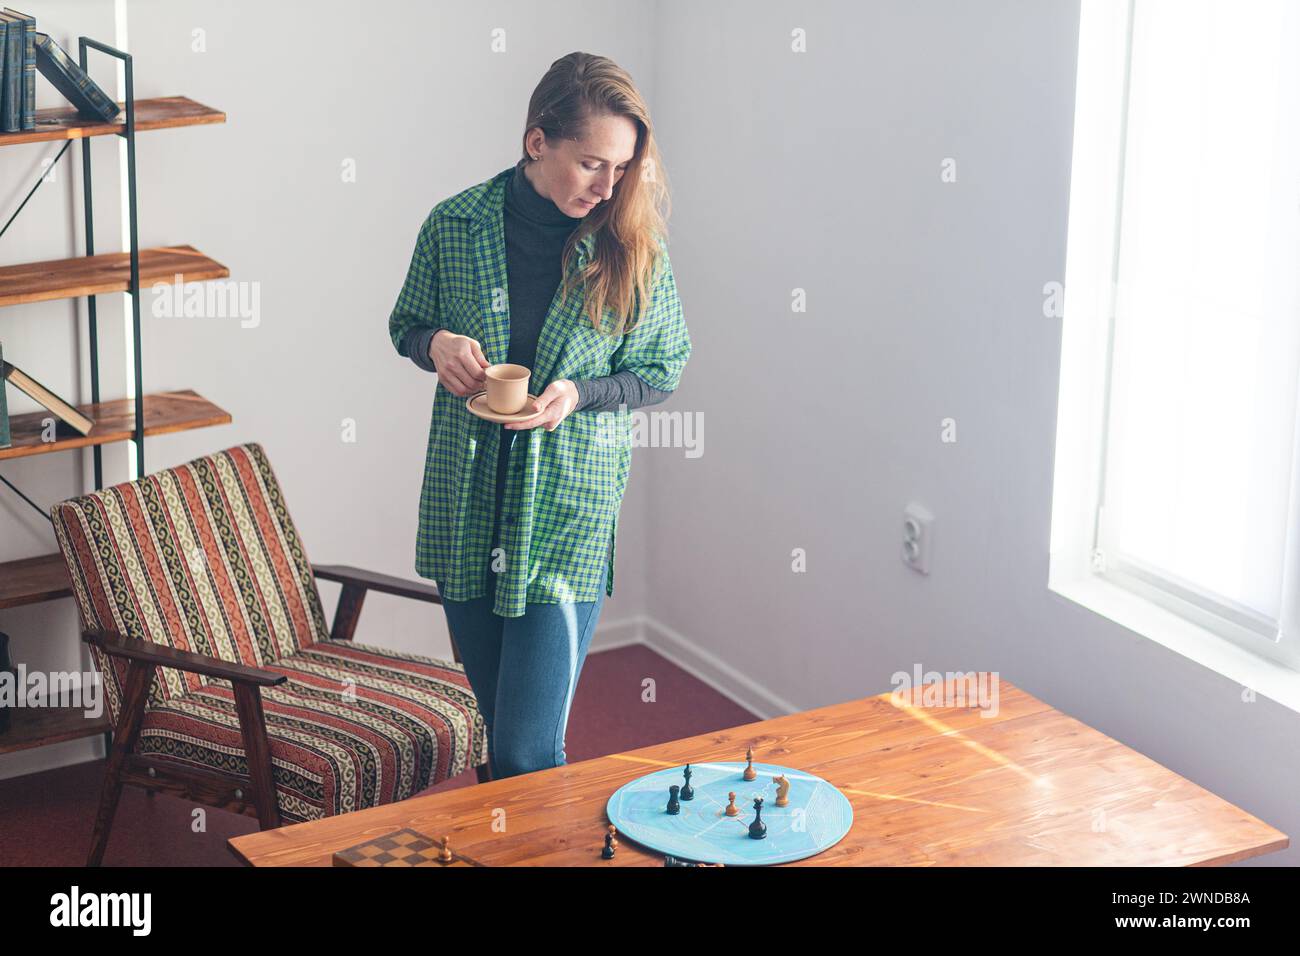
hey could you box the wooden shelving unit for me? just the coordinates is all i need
[0,705,112,755]
[0,244,229,308]
[0,95,224,147]
[0,390,231,461]
[0,554,72,610]
[1,39,232,754]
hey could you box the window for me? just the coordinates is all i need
[1052,0,1300,672]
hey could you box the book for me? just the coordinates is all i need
[0,13,17,132]
[0,343,9,449]
[2,9,35,130]
[0,360,94,435]
[33,31,118,121]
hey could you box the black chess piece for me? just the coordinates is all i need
[748,796,767,839]
[667,784,681,815]
[601,832,615,859]
[680,764,694,800]
[664,854,693,867]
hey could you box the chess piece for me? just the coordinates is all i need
[438,836,453,863]
[663,853,724,867]
[667,784,681,815]
[743,747,756,781]
[607,823,619,849]
[601,829,616,860]
[680,764,694,800]
[748,797,767,840]
[725,791,739,817]
[773,774,790,807]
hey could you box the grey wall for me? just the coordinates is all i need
[1,0,1293,867]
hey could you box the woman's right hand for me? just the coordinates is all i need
[429,329,490,396]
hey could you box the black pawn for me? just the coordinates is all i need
[680,764,694,800]
[667,784,681,815]
[601,832,615,859]
[748,797,767,840]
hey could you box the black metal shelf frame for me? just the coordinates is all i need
[80,36,145,485]
[0,36,145,524]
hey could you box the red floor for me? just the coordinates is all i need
[0,644,757,866]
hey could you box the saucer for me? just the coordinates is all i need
[466,391,542,424]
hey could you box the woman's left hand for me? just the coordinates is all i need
[504,379,579,431]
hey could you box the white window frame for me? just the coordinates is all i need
[1050,0,1300,700]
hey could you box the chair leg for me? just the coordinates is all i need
[233,683,281,829]
[87,660,154,867]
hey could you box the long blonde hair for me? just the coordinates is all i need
[522,51,671,338]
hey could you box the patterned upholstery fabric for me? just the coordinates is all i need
[137,639,487,823]
[51,442,487,822]
[51,443,328,723]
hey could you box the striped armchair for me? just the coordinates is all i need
[50,442,489,865]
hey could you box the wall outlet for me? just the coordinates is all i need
[902,503,934,574]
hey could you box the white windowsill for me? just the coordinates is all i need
[1050,572,1300,716]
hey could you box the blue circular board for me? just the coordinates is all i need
[605,761,853,866]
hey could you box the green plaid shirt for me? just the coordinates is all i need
[389,166,692,617]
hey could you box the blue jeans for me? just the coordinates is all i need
[439,552,608,779]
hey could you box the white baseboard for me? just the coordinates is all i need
[587,614,645,652]
[0,734,103,782]
[589,613,797,721]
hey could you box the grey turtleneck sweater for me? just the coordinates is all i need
[401,159,674,549]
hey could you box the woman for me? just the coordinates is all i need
[388,52,692,780]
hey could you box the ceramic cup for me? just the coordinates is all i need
[484,364,532,414]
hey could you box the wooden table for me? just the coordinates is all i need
[228,677,1288,866]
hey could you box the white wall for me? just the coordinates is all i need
[1,0,659,775]
[643,0,1297,866]
[1,0,1294,867]
[0,0,126,777]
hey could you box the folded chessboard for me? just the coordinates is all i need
[332,828,487,867]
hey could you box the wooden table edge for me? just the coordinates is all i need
[223,678,1291,868]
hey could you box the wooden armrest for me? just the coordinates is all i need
[83,628,287,687]
[312,564,443,644]
[313,564,442,604]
